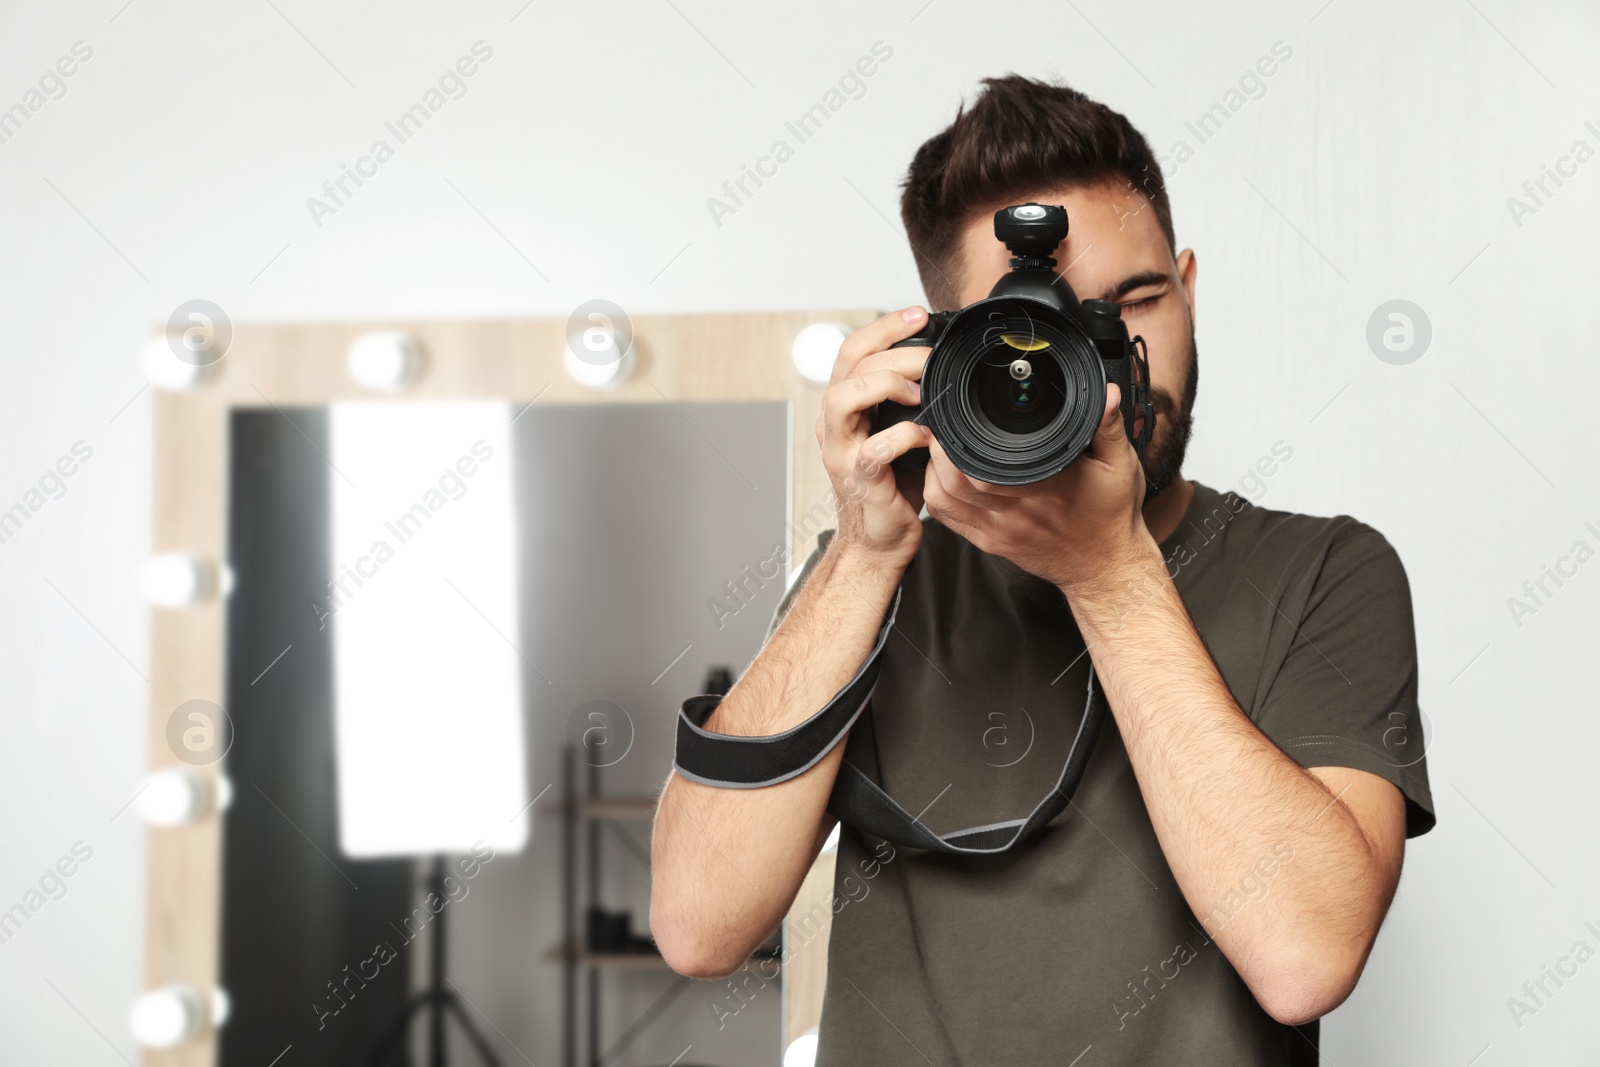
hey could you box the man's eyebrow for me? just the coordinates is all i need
[1096,270,1171,302]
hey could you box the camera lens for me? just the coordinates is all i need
[970,336,1068,437]
[918,303,1105,485]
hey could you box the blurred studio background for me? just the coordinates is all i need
[2,0,1597,1064]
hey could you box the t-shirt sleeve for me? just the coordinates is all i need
[764,528,836,642]
[1252,521,1436,838]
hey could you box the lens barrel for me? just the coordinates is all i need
[920,301,1106,485]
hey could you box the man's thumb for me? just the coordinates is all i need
[1098,383,1126,442]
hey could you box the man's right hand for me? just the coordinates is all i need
[820,306,934,573]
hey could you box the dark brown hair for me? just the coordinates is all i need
[900,74,1174,309]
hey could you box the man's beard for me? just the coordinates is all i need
[1137,331,1198,498]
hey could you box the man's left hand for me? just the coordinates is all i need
[922,384,1153,594]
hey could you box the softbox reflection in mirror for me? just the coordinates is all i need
[329,400,529,859]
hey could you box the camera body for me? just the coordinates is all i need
[872,203,1154,485]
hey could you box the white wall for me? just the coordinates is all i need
[1,0,1596,1061]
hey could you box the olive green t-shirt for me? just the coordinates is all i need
[772,481,1434,1067]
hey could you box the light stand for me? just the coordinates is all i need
[366,856,503,1067]
[328,402,530,1067]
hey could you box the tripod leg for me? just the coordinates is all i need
[366,991,433,1067]
[430,856,449,1067]
[444,994,506,1067]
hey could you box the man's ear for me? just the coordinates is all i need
[1177,248,1198,326]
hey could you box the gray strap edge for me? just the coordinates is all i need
[671,679,878,790]
[831,665,1102,855]
[674,586,900,749]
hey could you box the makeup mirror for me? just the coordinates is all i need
[141,311,870,1066]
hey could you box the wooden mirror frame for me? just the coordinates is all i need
[144,310,872,1065]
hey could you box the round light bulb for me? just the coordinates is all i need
[138,768,210,827]
[210,987,231,1029]
[791,323,849,384]
[562,342,635,389]
[129,984,204,1048]
[784,1029,820,1067]
[141,552,215,609]
[142,336,217,393]
[347,331,422,392]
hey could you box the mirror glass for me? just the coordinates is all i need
[220,400,790,1066]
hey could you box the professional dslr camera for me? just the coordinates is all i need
[872,203,1154,485]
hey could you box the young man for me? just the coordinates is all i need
[651,75,1434,1065]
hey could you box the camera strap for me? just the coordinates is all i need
[672,588,1106,855]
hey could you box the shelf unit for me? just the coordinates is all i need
[549,743,682,1067]
[546,668,769,1067]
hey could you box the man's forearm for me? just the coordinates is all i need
[1061,535,1400,1023]
[651,541,900,978]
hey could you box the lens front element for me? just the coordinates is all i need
[971,337,1068,437]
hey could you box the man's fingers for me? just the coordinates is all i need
[960,469,1032,499]
[821,369,922,443]
[927,437,1013,512]
[827,420,929,516]
[859,419,932,474]
[842,421,931,507]
[833,307,929,383]
[921,459,988,540]
[1087,383,1131,462]
[851,346,932,385]
[1102,383,1124,438]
